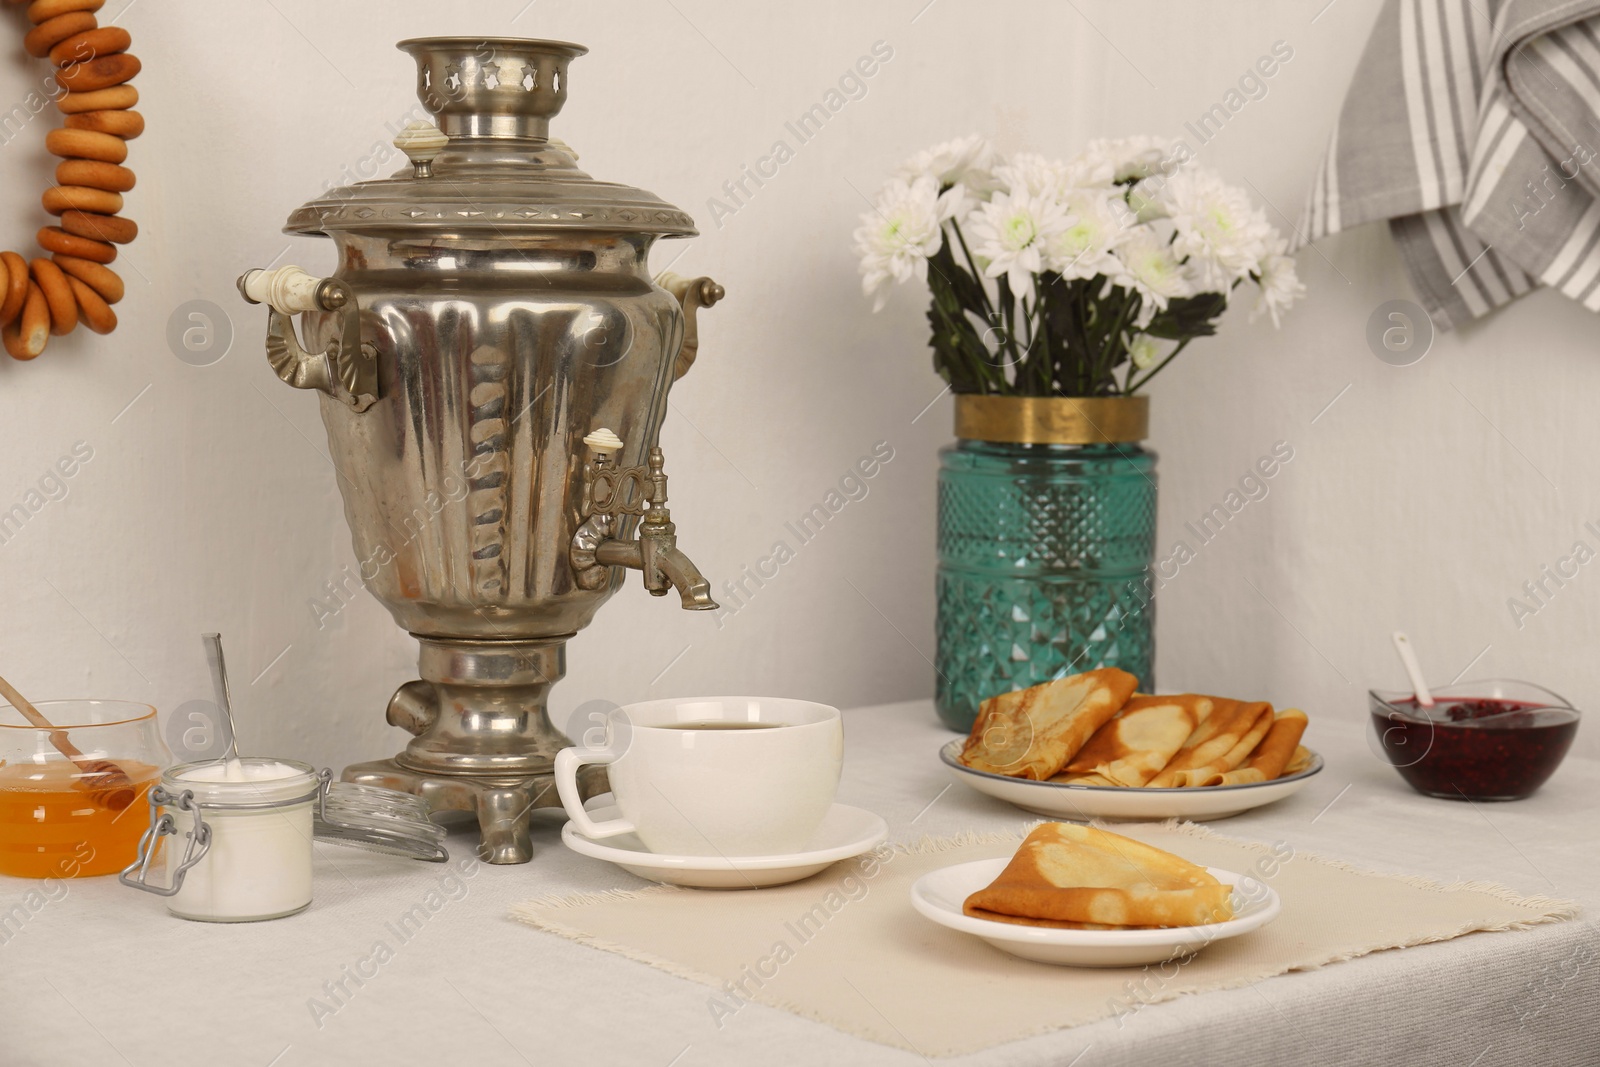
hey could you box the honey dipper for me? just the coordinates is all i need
[0,672,137,811]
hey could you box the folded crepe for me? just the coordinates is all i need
[964,823,1234,928]
[1282,744,1314,776]
[1201,709,1311,786]
[1053,694,1215,787]
[960,669,1138,780]
[1055,772,1117,787]
[1146,698,1274,788]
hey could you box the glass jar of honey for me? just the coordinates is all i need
[0,700,167,878]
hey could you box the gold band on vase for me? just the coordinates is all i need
[954,395,1149,445]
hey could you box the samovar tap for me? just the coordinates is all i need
[572,431,717,611]
[646,542,716,610]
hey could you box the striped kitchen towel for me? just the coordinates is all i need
[1302,0,1600,328]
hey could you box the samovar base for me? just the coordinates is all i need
[343,758,611,864]
[346,634,605,863]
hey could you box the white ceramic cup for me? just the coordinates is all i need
[554,696,843,857]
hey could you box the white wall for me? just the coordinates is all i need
[1,0,1593,773]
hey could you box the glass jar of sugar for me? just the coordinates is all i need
[119,757,323,922]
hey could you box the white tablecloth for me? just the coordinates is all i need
[1,700,1595,1067]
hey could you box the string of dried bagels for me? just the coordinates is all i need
[2,0,139,361]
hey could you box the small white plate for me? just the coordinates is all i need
[561,795,888,889]
[911,859,1279,967]
[940,739,1324,820]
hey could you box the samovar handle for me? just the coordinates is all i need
[237,265,377,412]
[654,272,724,381]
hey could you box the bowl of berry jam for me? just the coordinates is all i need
[1369,680,1580,801]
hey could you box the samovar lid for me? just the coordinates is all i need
[285,37,697,240]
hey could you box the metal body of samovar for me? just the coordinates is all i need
[237,37,722,863]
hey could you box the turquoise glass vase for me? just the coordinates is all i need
[935,438,1157,732]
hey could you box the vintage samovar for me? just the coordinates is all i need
[237,37,723,863]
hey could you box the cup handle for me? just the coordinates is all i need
[554,746,636,839]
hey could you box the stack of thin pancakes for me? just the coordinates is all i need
[964,822,1233,928]
[959,669,1311,787]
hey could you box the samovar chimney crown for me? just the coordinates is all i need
[283,36,695,239]
[398,36,588,141]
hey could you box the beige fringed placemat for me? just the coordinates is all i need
[512,821,1578,1056]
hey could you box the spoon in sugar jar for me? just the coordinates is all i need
[201,632,247,780]
[200,632,449,860]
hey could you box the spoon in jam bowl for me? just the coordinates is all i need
[1390,631,1434,708]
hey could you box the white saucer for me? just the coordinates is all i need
[911,859,1280,967]
[940,738,1324,820]
[561,795,889,889]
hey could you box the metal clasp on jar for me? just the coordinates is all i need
[117,786,212,897]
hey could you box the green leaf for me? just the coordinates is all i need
[1143,291,1228,340]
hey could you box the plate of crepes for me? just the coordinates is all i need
[911,823,1280,967]
[943,669,1322,819]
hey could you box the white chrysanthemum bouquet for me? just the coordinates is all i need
[854,135,1305,396]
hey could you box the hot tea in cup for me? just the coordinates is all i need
[554,696,842,856]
